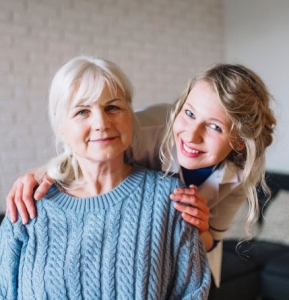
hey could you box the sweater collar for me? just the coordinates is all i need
[43,165,146,213]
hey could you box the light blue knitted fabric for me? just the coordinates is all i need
[0,165,211,299]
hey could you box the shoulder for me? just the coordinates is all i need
[32,185,66,218]
[213,161,244,185]
[135,166,185,216]
[135,103,173,127]
[34,185,59,210]
[136,165,185,190]
[128,104,173,170]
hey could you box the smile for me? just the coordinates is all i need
[183,142,202,154]
[89,136,116,142]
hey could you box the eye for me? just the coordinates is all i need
[185,109,195,118]
[209,123,222,132]
[106,105,121,112]
[76,109,89,117]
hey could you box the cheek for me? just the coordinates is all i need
[127,124,134,142]
[217,139,234,157]
[122,118,133,143]
[61,122,83,145]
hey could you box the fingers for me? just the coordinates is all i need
[5,173,53,224]
[5,172,40,224]
[22,180,37,220]
[183,212,209,233]
[174,202,209,233]
[6,181,30,224]
[19,173,40,222]
[14,182,30,224]
[34,175,54,200]
[170,187,209,214]
[6,183,18,223]
[170,185,209,233]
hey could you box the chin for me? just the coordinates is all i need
[178,157,209,170]
[179,159,198,170]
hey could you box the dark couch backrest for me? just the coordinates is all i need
[257,172,289,225]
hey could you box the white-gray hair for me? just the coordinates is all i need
[37,55,139,186]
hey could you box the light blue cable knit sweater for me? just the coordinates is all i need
[0,165,211,299]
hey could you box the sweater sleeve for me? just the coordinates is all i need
[169,217,211,300]
[0,217,25,299]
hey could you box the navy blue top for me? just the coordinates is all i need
[181,165,215,187]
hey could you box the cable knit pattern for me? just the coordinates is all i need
[0,165,211,299]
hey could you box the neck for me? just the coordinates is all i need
[66,162,132,197]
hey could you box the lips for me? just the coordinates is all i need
[90,137,114,141]
[180,140,204,157]
[183,143,201,153]
[89,136,117,144]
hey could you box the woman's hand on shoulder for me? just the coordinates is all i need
[170,185,209,233]
[6,172,53,224]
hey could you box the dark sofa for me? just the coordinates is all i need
[209,172,289,300]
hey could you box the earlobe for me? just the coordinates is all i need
[231,136,246,151]
[236,142,246,151]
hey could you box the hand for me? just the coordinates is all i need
[170,185,209,233]
[5,172,53,224]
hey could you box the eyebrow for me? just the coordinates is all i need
[73,98,122,108]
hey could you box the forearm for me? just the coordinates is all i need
[200,230,214,251]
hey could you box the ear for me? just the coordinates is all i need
[235,142,246,151]
[231,134,246,151]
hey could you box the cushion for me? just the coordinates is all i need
[225,202,260,240]
[258,190,289,245]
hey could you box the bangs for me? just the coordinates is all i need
[70,67,119,107]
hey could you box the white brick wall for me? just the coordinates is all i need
[0,0,224,213]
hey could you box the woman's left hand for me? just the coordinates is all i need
[170,185,209,233]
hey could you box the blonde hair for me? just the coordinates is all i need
[160,64,276,234]
[37,55,138,186]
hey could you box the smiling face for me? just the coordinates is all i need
[61,85,133,169]
[173,80,236,170]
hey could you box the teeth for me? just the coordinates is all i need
[183,143,200,154]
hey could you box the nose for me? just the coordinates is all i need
[186,123,203,144]
[92,109,111,131]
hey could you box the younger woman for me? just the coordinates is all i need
[129,64,276,285]
[5,64,276,287]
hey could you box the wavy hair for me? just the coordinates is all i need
[160,64,276,234]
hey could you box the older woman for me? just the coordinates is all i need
[0,56,210,299]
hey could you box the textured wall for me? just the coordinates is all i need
[0,0,224,212]
[224,0,289,173]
